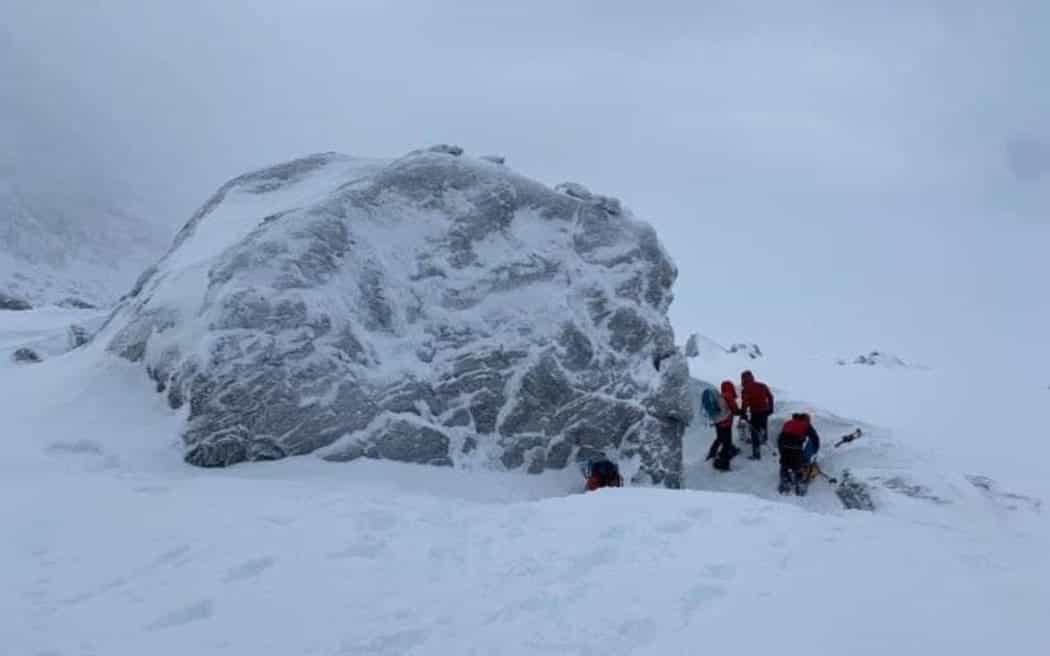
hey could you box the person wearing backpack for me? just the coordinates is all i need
[705,382,739,468]
[778,413,820,494]
[740,370,775,460]
[702,381,741,470]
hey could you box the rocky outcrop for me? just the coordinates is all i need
[683,333,761,361]
[727,343,762,359]
[12,347,42,363]
[67,324,91,350]
[58,297,98,310]
[836,350,924,369]
[102,147,691,486]
[0,291,32,311]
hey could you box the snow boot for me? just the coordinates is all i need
[778,471,794,494]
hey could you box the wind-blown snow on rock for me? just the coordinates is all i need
[101,148,691,486]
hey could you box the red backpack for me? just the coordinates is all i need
[781,418,809,444]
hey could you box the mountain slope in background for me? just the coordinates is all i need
[0,173,171,306]
[0,120,178,307]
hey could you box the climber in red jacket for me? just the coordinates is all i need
[740,370,775,460]
[706,380,742,468]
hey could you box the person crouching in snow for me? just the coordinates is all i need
[778,413,820,494]
[585,459,623,491]
[705,380,742,470]
[740,370,775,460]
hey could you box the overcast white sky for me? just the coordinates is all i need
[3,1,1047,370]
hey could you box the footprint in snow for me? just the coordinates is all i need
[617,618,659,649]
[261,515,296,527]
[358,509,399,532]
[685,507,713,522]
[681,583,727,618]
[564,546,617,581]
[340,627,430,654]
[223,556,276,582]
[703,562,736,581]
[61,576,131,605]
[327,537,388,560]
[44,440,105,456]
[151,544,192,568]
[144,599,214,631]
[657,519,693,534]
[133,485,169,496]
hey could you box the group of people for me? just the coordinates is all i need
[583,369,824,495]
[703,370,821,495]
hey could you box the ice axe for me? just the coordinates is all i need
[810,463,838,485]
[833,428,863,448]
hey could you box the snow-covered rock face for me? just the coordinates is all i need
[102,148,691,486]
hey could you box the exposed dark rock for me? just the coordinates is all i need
[0,292,32,311]
[12,347,42,363]
[58,297,98,310]
[67,324,91,350]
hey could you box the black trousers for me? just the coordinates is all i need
[779,443,803,479]
[707,423,734,461]
[748,411,770,454]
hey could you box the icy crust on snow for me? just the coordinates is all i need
[102,148,690,486]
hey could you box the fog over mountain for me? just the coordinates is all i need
[3,4,1049,655]
[3,1,1047,361]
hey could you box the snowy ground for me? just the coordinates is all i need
[2,311,1047,655]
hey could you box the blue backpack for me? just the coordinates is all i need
[701,387,728,424]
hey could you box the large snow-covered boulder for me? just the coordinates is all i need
[102,147,691,486]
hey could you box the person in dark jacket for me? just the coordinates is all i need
[740,370,775,460]
[706,380,742,469]
[778,413,820,493]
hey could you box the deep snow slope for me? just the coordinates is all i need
[1,311,1047,655]
[101,147,690,485]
